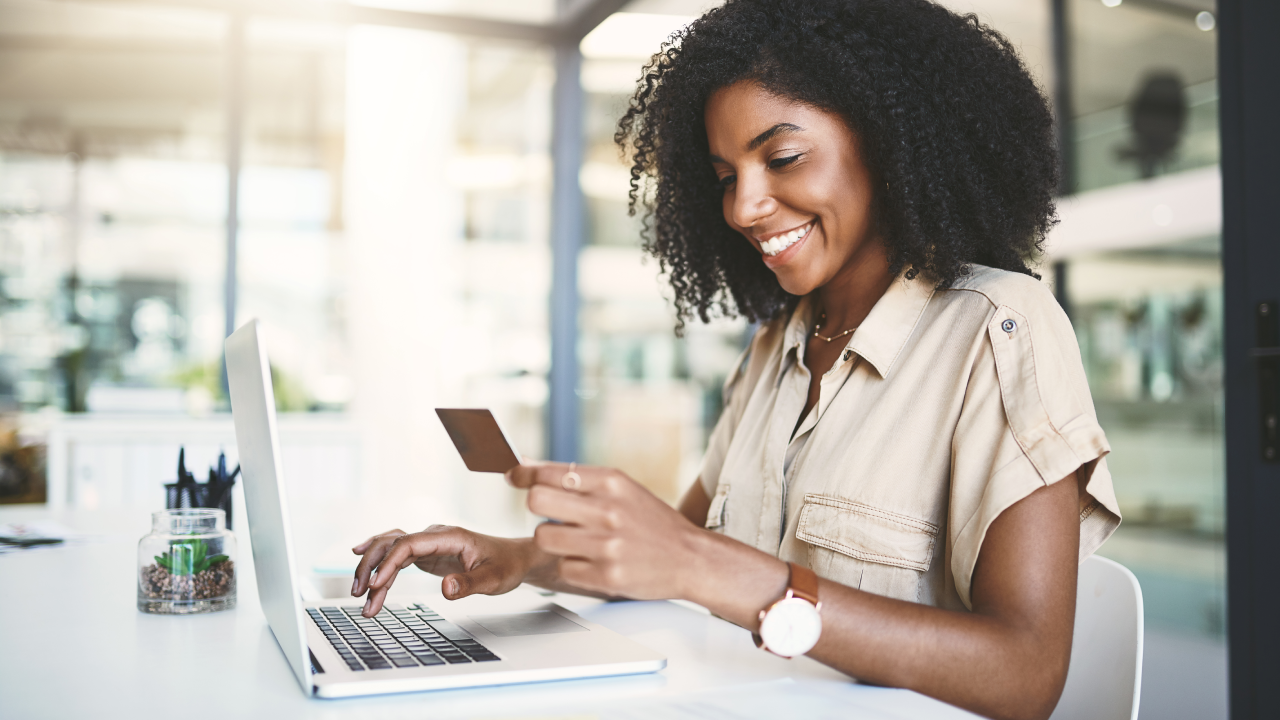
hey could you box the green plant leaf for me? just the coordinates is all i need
[168,543,194,575]
[206,554,229,565]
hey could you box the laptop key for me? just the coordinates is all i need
[413,654,445,666]
[469,653,500,662]
[440,654,472,664]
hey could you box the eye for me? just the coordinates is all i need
[717,174,737,189]
[769,153,802,169]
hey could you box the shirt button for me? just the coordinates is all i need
[1001,319,1017,334]
[842,350,853,362]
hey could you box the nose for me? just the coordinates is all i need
[727,168,777,231]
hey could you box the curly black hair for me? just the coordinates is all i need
[615,0,1059,329]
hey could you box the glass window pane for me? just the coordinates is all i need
[1070,0,1218,192]
[341,26,553,528]
[579,8,748,505]
[0,0,228,413]
[1063,1,1225,717]
[238,18,350,413]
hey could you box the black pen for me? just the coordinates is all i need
[0,536,64,547]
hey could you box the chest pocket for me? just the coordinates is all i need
[796,494,938,602]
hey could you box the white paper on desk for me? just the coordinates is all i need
[0,521,89,555]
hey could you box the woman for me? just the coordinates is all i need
[351,2,1120,718]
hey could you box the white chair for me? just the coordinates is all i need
[1050,555,1145,720]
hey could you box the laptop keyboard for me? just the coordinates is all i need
[307,603,500,672]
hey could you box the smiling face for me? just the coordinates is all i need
[705,81,885,298]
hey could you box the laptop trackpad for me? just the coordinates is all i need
[469,611,589,637]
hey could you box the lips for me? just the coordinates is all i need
[759,222,813,257]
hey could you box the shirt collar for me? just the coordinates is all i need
[782,270,936,380]
[783,295,819,351]
[847,270,936,378]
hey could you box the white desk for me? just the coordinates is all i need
[0,506,981,720]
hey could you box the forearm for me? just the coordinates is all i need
[807,583,1067,720]
[680,529,1065,720]
[680,472,1081,720]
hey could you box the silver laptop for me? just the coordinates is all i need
[225,319,666,698]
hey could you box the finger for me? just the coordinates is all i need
[369,532,470,591]
[558,557,613,595]
[505,460,550,489]
[514,462,610,493]
[443,561,508,600]
[352,535,401,596]
[370,562,404,599]
[352,529,404,555]
[353,533,403,594]
[527,485,613,526]
[534,522,615,561]
[363,583,392,617]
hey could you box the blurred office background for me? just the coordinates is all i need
[0,1,1223,717]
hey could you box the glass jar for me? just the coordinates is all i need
[137,508,237,614]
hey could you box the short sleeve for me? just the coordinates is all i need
[948,295,1121,610]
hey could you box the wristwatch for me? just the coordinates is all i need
[753,562,822,658]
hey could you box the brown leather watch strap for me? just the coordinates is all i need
[787,562,820,605]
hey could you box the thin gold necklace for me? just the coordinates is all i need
[812,313,857,343]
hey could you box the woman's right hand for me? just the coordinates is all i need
[351,525,539,617]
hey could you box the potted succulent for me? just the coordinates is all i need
[138,509,237,614]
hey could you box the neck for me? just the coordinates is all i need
[814,239,895,333]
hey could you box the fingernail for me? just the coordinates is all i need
[363,598,371,614]
[351,578,359,596]
[447,578,459,596]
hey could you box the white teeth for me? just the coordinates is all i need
[761,224,811,256]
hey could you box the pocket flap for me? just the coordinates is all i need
[796,494,938,572]
[705,483,731,529]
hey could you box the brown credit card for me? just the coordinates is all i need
[435,408,523,473]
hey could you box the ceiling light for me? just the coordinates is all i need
[1101,0,1122,7]
[1195,11,1215,31]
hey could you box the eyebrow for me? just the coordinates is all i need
[748,122,804,150]
[709,122,805,163]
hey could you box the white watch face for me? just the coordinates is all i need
[759,596,822,657]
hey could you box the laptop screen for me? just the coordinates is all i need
[226,320,312,693]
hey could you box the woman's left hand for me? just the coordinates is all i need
[505,462,702,600]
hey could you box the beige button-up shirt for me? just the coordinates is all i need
[699,265,1120,611]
